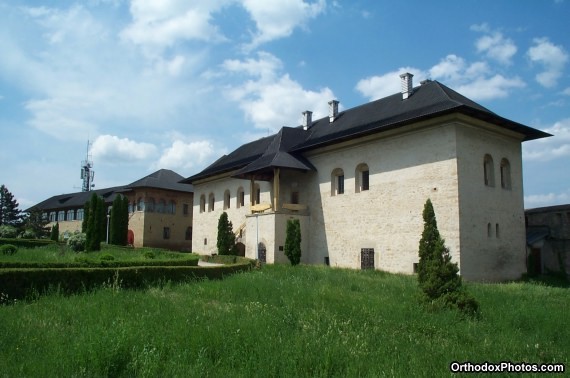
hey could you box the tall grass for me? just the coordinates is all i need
[0,265,568,377]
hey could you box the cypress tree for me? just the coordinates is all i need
[82,201,90,233]
[284,219,302,265]
[121,195,129,245]
[85,193,103,251]
[418,199,479,316]
[110,195,129,246]
[50,222,59,241]
[217,212,236,255]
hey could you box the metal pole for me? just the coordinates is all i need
[106,214,110,244]
[256,213,259,260]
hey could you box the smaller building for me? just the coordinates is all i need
[30,169,194,250]
[525,204,570,275]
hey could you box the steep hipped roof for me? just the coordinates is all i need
[182,80,551,184]
[232,127,316,180]
[122,169,193,193]
[29,169,192,212]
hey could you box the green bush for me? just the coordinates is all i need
[20,229,36,239]
[0,238,56,248]
[284,219,302,265]
[67,232,86,252]
[0,225,18,239]
[0,244,17,255]
[143,251,155,259]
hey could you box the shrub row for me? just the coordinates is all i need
[0,261,254,300]
[200,254,251,265]
[0,238,57,248]
[0,256,200,269]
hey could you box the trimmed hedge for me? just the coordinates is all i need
[0,238,56,248]
[0,260,254,300]
[200,255,250,265]
[0,256,199,269]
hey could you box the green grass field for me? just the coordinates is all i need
[0,264,568,377]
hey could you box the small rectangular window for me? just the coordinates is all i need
[256,188,261,204]
[183,204,189,215]
[239,191,245,207]
[163,227,171,240]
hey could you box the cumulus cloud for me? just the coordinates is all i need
[355,67,427,101]
[523,118,570,161]
[471,24,517,65]
[91,135,157,162]
[222,52,335,130]
[356,55,525,102]
[155,140,222,171]
[242,0,326,49]
[527,37,569,88]
[121,0,228,48]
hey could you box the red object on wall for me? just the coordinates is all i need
[127,230,134,246]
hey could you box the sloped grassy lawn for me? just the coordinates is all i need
[0,264,568,377]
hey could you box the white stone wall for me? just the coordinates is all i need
[455,121,526,281]
[191,175,271,255]
[302,123,461,274]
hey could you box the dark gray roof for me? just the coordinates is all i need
[122,169,193,193]
[182,80,551,184]
[525,203,570,214]
[29,169,192,212]
[526,226,550,245]
[232,127,316,180]
[28,186,125,212]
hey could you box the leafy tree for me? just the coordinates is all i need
[0,185,22,226]
[418,199,479,317]
[50,222,60,241]
[110,195,129,245]
[217,212,236,255]
[284,219,302,265]
[85,193,105,251]
[0,225,18,238]
[22,208,49,239]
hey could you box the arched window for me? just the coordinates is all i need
[237,187,244,208]
[76,208,84,221]
[67,210,75,221]
[200,195,206,213]
[483,154,495,187]
[49,212,56,222]
[137,198,145,212]
[156,199,166,213]
[331,168,345,196]
[487,222,492,238]
[169,200,176,214]
[500,158,511,190]
[146,198,155,212]
[58,211,65,221]
[208,193,215,212]
[355,163,370,193]
[224,190,231,210]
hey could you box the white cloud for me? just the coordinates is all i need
[525,189,570,209]
[355,67,426,101]
[527,37,569,88]
[472,25,517,65]
[562,87,570,96]
[241,0,326,49]
[523,119,570,161]
[455,74,525,101]
[121,0,228,48]
[91,135,157,162]
[223,53,335,130]
[155,140,221,171]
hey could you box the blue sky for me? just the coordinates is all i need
[0,0,569,210]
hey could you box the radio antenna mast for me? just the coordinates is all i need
[80,140,95,192]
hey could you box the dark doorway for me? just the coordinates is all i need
[235,242,245,257]
[258,242,267,263]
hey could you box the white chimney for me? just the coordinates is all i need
[328,100,339,123]
[399,72,414,100]
[302,110,312,130]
